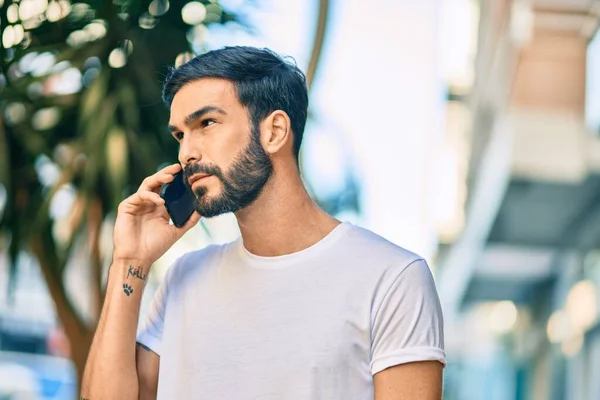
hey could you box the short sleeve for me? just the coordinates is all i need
[370,258,446,375]
[136,263,175,356]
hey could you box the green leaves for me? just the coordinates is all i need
[0,0,241,310]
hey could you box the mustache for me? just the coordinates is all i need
[183,162,224,183]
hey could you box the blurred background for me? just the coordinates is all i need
[0,0,598,398]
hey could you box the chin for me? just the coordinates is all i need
[192,193,226,218]
[194,185,221,200]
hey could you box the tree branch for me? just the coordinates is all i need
[31,228,89,337]
[88,197,104,320]
[306,0,330,90]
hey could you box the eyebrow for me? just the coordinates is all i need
[168,106,227,132]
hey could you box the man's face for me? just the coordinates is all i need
[168,78,273,218]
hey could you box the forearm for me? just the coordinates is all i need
[81,259,150,399]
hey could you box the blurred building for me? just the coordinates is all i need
[438,1,600,399]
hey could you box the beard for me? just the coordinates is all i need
[182,127,273,218]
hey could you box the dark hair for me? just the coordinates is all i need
[162,46,309,160]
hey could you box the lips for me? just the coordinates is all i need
[188,173,212,186]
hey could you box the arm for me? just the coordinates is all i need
[137,343,160,399]
[81,260,150,399]
[80,163,200,399]
[370,259,446,399]
[374,361,443,400]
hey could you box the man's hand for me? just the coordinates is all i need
[113,163,201,267]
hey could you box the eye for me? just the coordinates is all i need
[174,132,184,141]
[202,118,216,128]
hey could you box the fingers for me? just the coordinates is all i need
[139,191,165,206]
[160,163,182,175]
[126,191,165,207]
[140,173,175,193]
[138,163,181,192]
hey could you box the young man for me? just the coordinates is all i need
[82,46,445,399]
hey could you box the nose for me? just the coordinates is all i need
[178,134,202,167]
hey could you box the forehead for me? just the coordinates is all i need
[169,78,241,122]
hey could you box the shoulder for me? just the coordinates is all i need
[343,224,425,273]
[340,224,437,300]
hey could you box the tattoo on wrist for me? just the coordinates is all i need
[123,283,134,296]
[127,265,147,281]
[122,265,147,296]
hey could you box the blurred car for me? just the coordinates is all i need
[0,361,39,400]
[0,315,76,400]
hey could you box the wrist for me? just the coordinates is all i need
[112,257,150,267]
[110,259,152,286]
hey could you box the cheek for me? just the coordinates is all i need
[206,124,250,167]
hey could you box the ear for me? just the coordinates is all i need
[260,110,292,156]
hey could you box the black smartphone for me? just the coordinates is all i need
[159,170,195,227]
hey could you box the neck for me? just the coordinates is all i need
[235,165,340,257]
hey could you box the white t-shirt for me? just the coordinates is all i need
[136,222,446,399]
